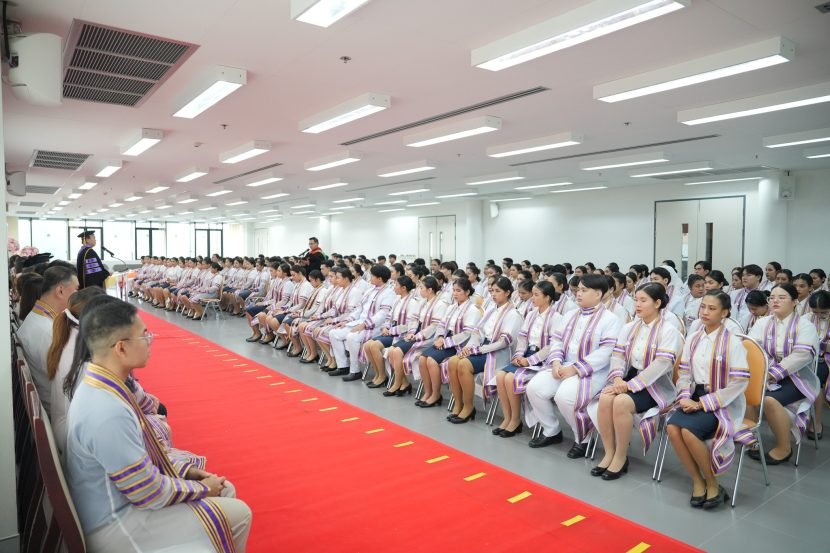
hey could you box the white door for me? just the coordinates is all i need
[655,197,744,280]
[254,228,268,256]
[435,215,456,262]
[418,217,436,262]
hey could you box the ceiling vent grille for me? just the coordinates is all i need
[648,166,773,180]
[213,162,284,185]
[62,20,198,107]
[15,211,37,216]
[340,86,549,145]
[18,201,46,207]
[29,150,91,171]
[25,185,62,195]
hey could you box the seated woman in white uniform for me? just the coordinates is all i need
[526,274,624,458]
[746,283,819,465]
[383,276,447,400]
[806,291,830,440]
[703,270,728,293]
[447,276,523,424]
[592,283,683,480]
[810,268,828,292]
[743,290,770,333]
[548,272,577,316]
[650,267,686,320]
[363,275,419,387]
[65,297,251,552]
[684,274,706,329]
[667,290,748,510]
[792,273,813,316]
[611,271,635,319]
[494,280,562,437]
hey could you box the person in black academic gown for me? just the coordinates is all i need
[76,230,110,289]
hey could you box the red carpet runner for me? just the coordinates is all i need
[137,311,699,553]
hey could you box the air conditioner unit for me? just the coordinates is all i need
[6,171,26,197]
[7,33,62,107]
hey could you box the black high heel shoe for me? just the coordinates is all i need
[382,389,400,397]
[419,396,443,408]
[590,465,608,477]
[395,386,413,397]
[499,423,523,437]
[601,458,629,481]
[702,485,729,509]
[690,493,706,508]
[366,379,388,389]
[449,408,476,424]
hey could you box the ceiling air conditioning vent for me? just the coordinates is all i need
[18,201,46,207]
[25,185,62,195]
[648,166,773,180]
[29,150,91,171]
[62,20,198,107]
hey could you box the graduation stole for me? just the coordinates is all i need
[84,364,236,553]
[366,286,388,318]
[620,316,665,369]
[685,324,732,392]
[812,315,830,363]
[338,281,357,314]
[480,303,517,399]
[31,299,57,320]
[393,294,413,327]
[553,295,570,315]
[762,313,799,370]
[520,305,555,348]
[451,300,474,334]
[301,285,324,317]
[419,296,442,328]
[559,305,605,362]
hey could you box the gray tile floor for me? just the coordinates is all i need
[136,300,830,552]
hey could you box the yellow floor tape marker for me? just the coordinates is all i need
[243,369,258,373]
[269,382,285,386]
[464,472,486,482]
[206,349,218,353]
[255,375,272,379]
[222,358,239,362]
[319,407,338,412]
[365,428,384,434]
[426,455,449,464]
[301,397,318,403]
[625,543,650,553]
[507,491,532,503]
[214,353,228,357]
[235,364,249,367]
[393,441,414,448]
[341,417,359,422]
[284,389,301,393]
[561,515,585,527]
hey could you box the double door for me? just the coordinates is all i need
[418,216,456,262]
[195,229,223,258]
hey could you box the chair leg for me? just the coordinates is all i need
[731,444,746,508]
[415,381,424,399]
[486,396,500,426]
[532,423,542,440]
[656,430,670,482]
[447,395,455,412]
[652,423,666,481]
[795,436,802,467]
[755,431,770,486]
[590,432,599,460]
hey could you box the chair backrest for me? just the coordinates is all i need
[672,356,681,385]
[740,335,769,408]
[30,391,86,552]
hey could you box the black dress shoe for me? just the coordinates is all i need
[328,368,349,377]
[245,335,262,343]
[449,409,476,424]
[447,413,460,421]
[702,485,729,510]
[807,428,823,441]
[286,350,302,358]
[762,450,792,465]
[419,396,443,408]
[567,442,588,459]
[492,427,505,435]
[601,458,629,480]
[528,432,563,448]
[275,343,289,350]
[383,389,400,397]
[299,356,319,364]
[500,424,523,438]
[366,379,388,388]
[415,400,427,407]
[590,465,608,477]
[396,386,413,396]
[342,373,362,382]
[690,493,706,508]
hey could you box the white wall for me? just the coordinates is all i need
[250,169,830,275]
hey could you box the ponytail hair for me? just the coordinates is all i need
[47,287,106,380]
[705,289,732,318]
[636,282,669,310]
[809,290,830,310]
[18,272,44,321]
[422,276,441,295]
[453,277,474,298]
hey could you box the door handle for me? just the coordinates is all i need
[439,231,444,261]
[429,232,434,258]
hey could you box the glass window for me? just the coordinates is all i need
[30,219,69,260]
[17,219,32,249]
[166,223,192,257]
[103,221,135,260]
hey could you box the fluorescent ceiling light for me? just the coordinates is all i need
[487,132,583,157]
[52,207,64,211]
[146,185,169,194]
[155,204,172,210]
[436,192,477,199]
[138,209,152,214]
[515,181,573,190]
[305,150,362,172]
[332,197,364,203]
[377,160,436,178]
[490,197,532,202]
[300,92,390,133]
[805,146,830,159]
[465,170,525,185]
[199,206,218,211]
[176,167,209,183]
[293,210,316,215]
[291,0,372,27]
[97,208,109,212]
[374,200,407,205]
[551,186,608,193]
[68,192,82,199]
[95,161,122,178]
[684,177,762,186]
[58,200,70,206]
[472,0,688,71]
[261,192,290,199]
[336,206,356,210]
[630,161,713,177]
[581,151,669,170]
[176,196,199,204]
[226,200,249,206]
[179,211,193,215]
[173,65,246,119]
[79,180,97,190]
[246,172,283,187]
[121,128,163,156]
[388,187,429,196]
[763,127,830,148]
[125,195,142,202]
[404,116,501,147]
[595,36,794,103]
[259,209,280,214]
[322,211,343,215]
[308,178,348,191]
[378,208,405,213]
[408,202,440,207]
[206,189,232,197]
[219,140,272,164]
[290,204,316,209]
[678,81,830,125]
[109,202,124,208]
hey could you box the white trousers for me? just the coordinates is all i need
[86,481,251,552]
[525,369,608,442]
[329,326,365,373]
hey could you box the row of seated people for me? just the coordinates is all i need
[11,258,252,551]
[193,254,829,511]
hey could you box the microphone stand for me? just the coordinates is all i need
[104,249,129,299]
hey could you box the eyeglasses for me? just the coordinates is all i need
[111,331,154,348]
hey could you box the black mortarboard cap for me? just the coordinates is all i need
[77,230,96,239]
[21,253,54,268]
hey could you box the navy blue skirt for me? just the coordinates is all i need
[500,346,538,374]
[623,367,658,413]
[668,385,718,440]
[817,360,828,388]
[422,345,456,364]
[246,304,267,317]
[393,339,417,354]
[373,335,394,348]
[767,376,805,406]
